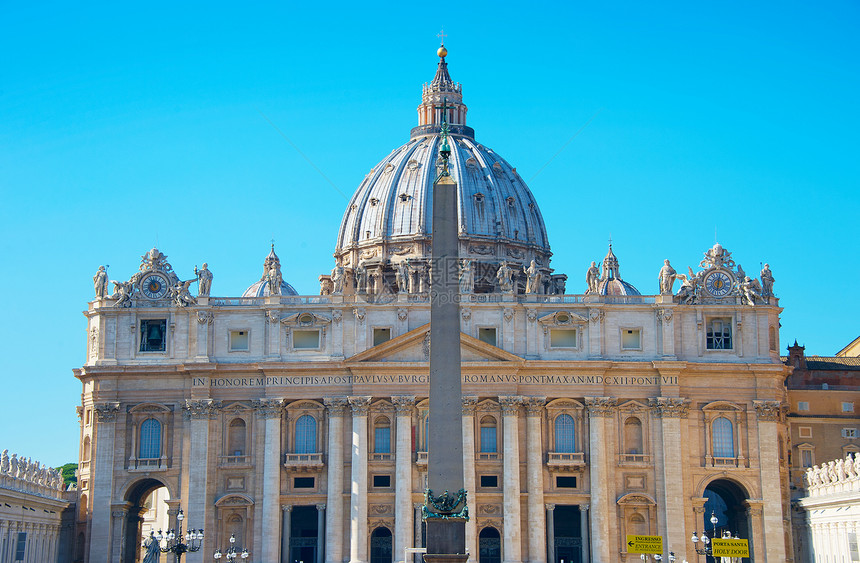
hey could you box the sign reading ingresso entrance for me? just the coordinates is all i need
[626,535,663,555]
[711,538,750,558]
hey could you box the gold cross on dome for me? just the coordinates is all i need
[437,28,447,45]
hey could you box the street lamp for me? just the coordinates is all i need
[150,508,204,562]
[214,533,250,560]
[690,511,719,561]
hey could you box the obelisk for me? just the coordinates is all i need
[423,100,468,563]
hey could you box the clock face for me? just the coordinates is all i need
[704,270,733,297]
[140,273,169,299]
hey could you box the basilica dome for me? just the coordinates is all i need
[332,46,558,294]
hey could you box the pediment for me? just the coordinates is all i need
[347,324,523,364]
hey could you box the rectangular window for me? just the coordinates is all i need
[797,401,810,412]
[843,402,855,413]
[706,318,733,350]
[372,475,391,488]
[801,449,814,468]
[556,476,577,489]
[140,319,167,352]
[479,475,498,488]
[373,328,391,346]
[293,330,320,349]
[550,329,577,348]
[843,428,857,439]
[480,426,497,453]
[621,329,642,350]
[15,533,26,561]
[798,426,812,439]
[293,477,315,489]
[478,328,497,347]
[374,427,391,454]
[229,330,250,351]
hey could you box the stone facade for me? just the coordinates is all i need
[75,45,795,563]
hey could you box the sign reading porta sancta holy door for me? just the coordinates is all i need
[626,535,663,554]
[711,538,750,557]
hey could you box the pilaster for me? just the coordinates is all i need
[88,401,120,563]
[585,397,615,562]
[499,395,523,563]
[257,398,285,562]
[324,397,348,563]
[753,400,787,561]
[349,396,372,563]
[462,396,478,562]
[393,395,416,563]
[523,397,546,563]
[649,397,690,560]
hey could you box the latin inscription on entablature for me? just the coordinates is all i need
[193,374,677,389]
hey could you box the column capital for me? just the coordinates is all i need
[462,395,478,415]
[499,395,523,415]
[348,395,372,415]
[753,400,786,422]
[94,402,120,423]
[183,399,222,420]
[392,395,416,413]
[282,504,293,512]
[324,396,349,417]
[253,398,285,419]
[579,503,589,512]
[316,503,326,511]
[584,396,616,417]
[545,503,555,511]
[648,397,690,418]
[523,396,546,416]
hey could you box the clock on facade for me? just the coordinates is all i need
[704,270,733,298]
[140,273,169,299]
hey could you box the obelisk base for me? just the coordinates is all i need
[425,520,468,563]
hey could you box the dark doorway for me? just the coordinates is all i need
[122,478,168,563]
[289,505,319,563]
[553,505,582,563]
[370,526,393,563]
[478,527,501,563]
[702,479,752,562]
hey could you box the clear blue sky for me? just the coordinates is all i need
[1,1,857,466]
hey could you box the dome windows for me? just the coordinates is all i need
[399,193,411,202]
[474,193,485,204]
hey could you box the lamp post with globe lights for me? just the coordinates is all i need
[146,508,204,562]
[214,534,250,561]
[690,511,720,562]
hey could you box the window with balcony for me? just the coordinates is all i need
[622,417,646,463]
[139,418,162,459]
[554,414,575,453]
[712,417,735,458]
[479,416,498,454]
[295,415,316,454]
[228,418,247,456]
[374,417,391,454]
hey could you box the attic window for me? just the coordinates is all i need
[474,193,484,203]
[493,162,504,177]
[298,313,314,326]
[465,157,478,169]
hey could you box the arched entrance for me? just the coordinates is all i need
[370,526,393,563]
[478,527,501,563]
[702,478,752,559]
[122,478,170,563]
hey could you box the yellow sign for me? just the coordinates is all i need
[626,535,663,554]
[711,538,750,557]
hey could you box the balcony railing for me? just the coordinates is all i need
[477,452,500,461]
[219,455,251,467]
[283,452,324,471]
[710,456,740,468]
[547,452,586,468]
[415,451,428,466]
[619,453,650,465]
[78,460,91,473]
[129,456,168,472]
[370,453,394,462]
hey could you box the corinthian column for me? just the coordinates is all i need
[393,395,416,563]
[585,397,615,563]
[499,396,523,563]
[88,402,119,563]
[754,401,787,561]
[462,396,478,562]
[185,399,220,561]
[325,397,349,563]
[524,397,546,563]
[649,397,690,562]
[256,399,285,563]
[349,396,372,563]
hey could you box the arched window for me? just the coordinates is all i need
[227,514,244,548]
[554,414,575,452]
[78,493,88,521]
[81,436,91,462]
[712,417,735,458]
[629,512,648,536]
[228,418,246,456]
[295,415,316,454]
[139,418,161,459]
[624,418,643,454]
[374,416,391,454]
[480,416,497,453]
